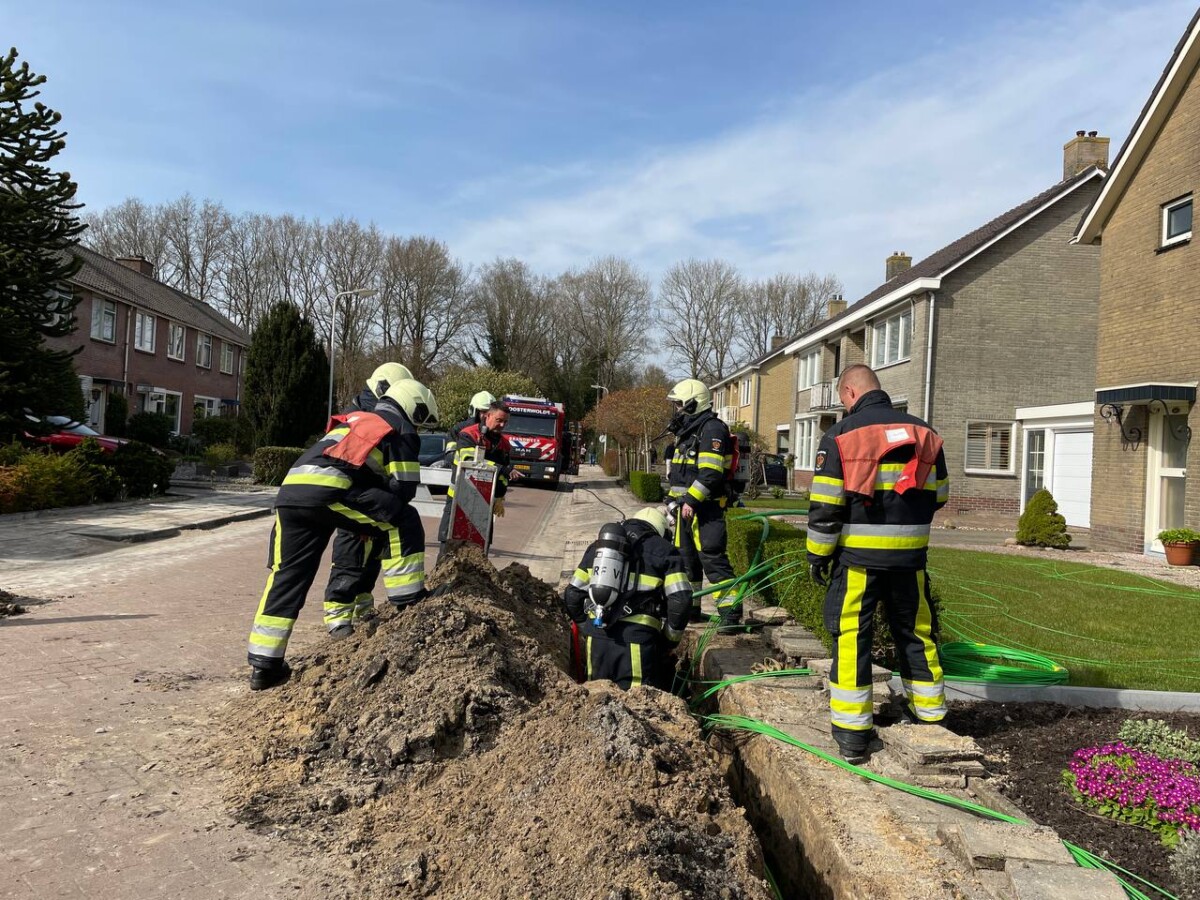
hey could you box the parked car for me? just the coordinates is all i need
[23,415,129,454]
[419,432,449,467]
[761,453,788,489]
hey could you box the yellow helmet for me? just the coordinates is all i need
[667,378,712,415]
[367,363,414,398]
[383,378,440,427]
[469,390,497,416]
[631,507,668,538]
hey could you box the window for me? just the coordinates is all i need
[91,298,117,342]
[220,342,235,375]
[797,350,821,390]
[739,379,751,406]
[143,390,181,433]
[193,395,220,419]
[168,323,185,361]
[966,421,1015,474]
[134,312,156,352]
[795,418,819,469]
[775,426,791,455]
[196,333,212,369]
[1024,430,1045,502]
[1162,195,1192,247]
[871,307,912,368]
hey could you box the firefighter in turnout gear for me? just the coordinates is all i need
[806,365,950,764]
[443,390,496,467]
[245,378,439,691]
[665,379,739,627]
[437,401,513,544]
[563,507,692,691]
[323,362,414,626]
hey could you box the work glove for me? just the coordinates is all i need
[493,498,505,517]
[809,557,833,587]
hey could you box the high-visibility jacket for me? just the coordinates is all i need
[443,415,474,467]
[447,422,512,499]
[563,520,693,642]
[277,398,421,524]
[806,390,949,570]
[667,411,734,508]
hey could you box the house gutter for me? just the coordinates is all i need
[122,304,133,394]
[922,291,936,423]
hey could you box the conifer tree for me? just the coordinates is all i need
[243,301,329,447]
[0,47,86,437]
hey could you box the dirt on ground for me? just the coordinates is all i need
[948,701,1200,896]
[0,587,34,617]
[215,546,772,900]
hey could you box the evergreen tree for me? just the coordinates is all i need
[243,301,329,447]
[0,47,85,438]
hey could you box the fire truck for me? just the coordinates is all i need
[502,395,571,485]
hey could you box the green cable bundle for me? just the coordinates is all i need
[938,640,1069,685]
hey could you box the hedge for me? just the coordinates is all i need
[254,446,304,486]
[724,511,944,661]
[0,438,169,513]
[628,470,663,502]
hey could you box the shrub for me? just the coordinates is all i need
[0,440,26,466]
[0,449,92,512]
[105,393,129,437]
[1120,719,1200,766]
[628,470,663,502]
[126,411,174,449]
[111,441,173,498]
[1171,830,1200,900]
[67,438,123,503]
[600,449,618,477]
[1016,488,1071,549]
[1063,741,1200,846]
[770,486,786,500]
[193,415,253,452]
[254,446,304,486]
[203,442,240,469]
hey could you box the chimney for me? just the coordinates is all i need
[116,255,155,278]
[826,294,847,319]
[770,334,785,351]
[886,251,911,281]
[1063,130,1109,179]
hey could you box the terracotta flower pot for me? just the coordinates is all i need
[1163,541,1198,566]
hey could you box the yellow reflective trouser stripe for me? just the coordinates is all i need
[323,599,354,626]
[833,566,872,731]
[620,614,662,630]
[383,551,425,597]
[630,643,643,687]
[635,575,663,590]
[248,515,294,658]
[838,535,929,550]
[664,572,690,590]
[586,636,594,679]
[570,568,590,589]
[353,593,374,616]
[915,569,945,688]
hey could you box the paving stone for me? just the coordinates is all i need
[878,723,985,766]
[938,822,1075,871]
[1005,859,1128,900]
[749,606,790,625]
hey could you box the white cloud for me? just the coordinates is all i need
[449,0,1195,300]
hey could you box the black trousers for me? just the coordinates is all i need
[580,621,673,691]
[675,502,735,611]
[325,504,423,619]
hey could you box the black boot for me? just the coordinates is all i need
[832,727,873,765]
[715,604,743,632]
[249,661,292,692]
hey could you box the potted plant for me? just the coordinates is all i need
[1157,528,1200,566]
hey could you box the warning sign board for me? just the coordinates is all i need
[448,460,497,553]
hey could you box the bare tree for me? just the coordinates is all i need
[159,194,232,301]
[658,258,742,383]
[577,256,651,391]
[217,213,278,329]
[469,258,550,372]
[269,215,328,321]
[736,272,843,360]
[322,218,383,409]
[81,197,168,271]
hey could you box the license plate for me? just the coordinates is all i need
[514,464,531,471]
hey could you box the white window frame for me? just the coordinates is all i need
[794,417,819,470]
[1162,195,1193,248]
[220,341,235,375]
[134,311,156,353]
[196,332,212,369]
[739,378,751,406]
[91,297,117,343]
[144,389,182,434]
[965,421,1016,475]
[168,322,186,361]
[193,395,220,419]
[775,424,791,456]
[796,350,821,390]
[871,306,913,368]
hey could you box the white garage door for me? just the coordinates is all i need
[1050,430,1093,528]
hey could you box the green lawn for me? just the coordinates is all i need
[740,497,809,512]
[927,548,1200,693]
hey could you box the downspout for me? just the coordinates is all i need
[922,291,936,423]
[122,302,132,397]
[753,371,761,435]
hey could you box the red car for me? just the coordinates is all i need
[24,416,128,454]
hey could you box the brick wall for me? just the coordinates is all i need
[756,354,796,450]
[1091,63,1200,551]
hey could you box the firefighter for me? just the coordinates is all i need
[664,379,739,627]
[806,364,950,763]
[563,507,692,691]
[323,362,414,627]
[245,378,439,691]
[443,390,496,466]
[437,400,512,545]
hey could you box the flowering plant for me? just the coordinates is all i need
[1063,741,1200,846]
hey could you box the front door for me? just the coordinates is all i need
[1146,411,1189,552]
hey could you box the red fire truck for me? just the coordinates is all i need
[502,395,571,485]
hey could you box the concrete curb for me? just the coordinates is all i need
[912,678,1200,712]
[68,507,274,544]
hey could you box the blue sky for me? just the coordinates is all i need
[5,0,1195,301]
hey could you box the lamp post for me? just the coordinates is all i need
[327,288,378,420]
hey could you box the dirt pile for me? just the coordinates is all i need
[0,588,28,617]
[218,546,771,900]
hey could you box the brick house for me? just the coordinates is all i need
[47,246,249,436]
[774,137,1106,524]
[714,338,799,458]
[1074,9,1200,553]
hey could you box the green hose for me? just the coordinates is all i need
[938,641,1070,685]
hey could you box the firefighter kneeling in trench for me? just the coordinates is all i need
[562,508,693,691]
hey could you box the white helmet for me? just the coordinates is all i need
[630,507,668,538]
[383,378,440,427]
[367,363,414,398]
[667,378,712,415]
[468,390,497,416]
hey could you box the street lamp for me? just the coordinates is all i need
[327,288,378,419]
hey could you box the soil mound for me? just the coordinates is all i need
[218,546,771,899]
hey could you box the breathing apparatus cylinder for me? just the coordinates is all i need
[586,523,631,627]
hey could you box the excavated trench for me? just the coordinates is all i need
[215,547,776,899]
